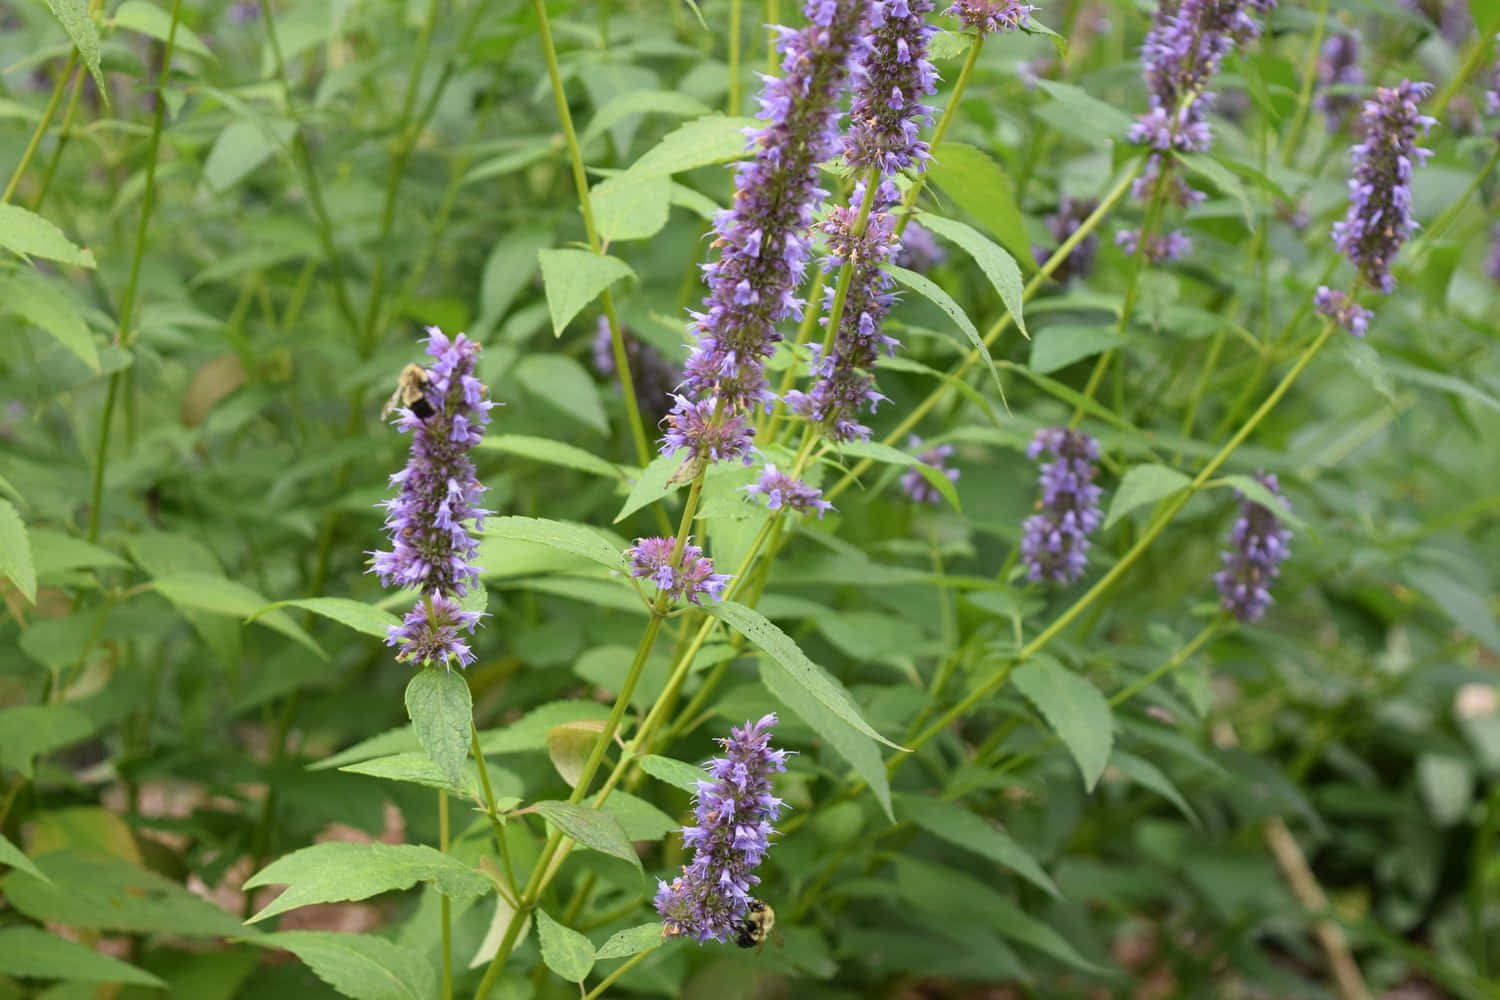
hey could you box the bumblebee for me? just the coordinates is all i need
[381,363,435,421]
[735,899,782,953]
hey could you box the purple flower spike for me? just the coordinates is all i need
[746,464,833,517]
[1315,32,1363,129]
[655,715,791,943]
[946,0,1035,35]
[1314,286,1372,337]
[592,317,679,427]
[627,536,730,606]
[386,595,483,669]
[1020,427,1103,585]
[667,0,871,448]
[1329,80,1436,295]
[1214,472,1292,623]
[896,221,945,272]
[845,0,939,178]
[660,395,756,467]
[369,329,494,602]
[1115,228,1192,262]
[901,436,960,505]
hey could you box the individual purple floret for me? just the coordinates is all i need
[370,329,494,602]
[1115,228,1192,262]
[655,714,790,943]
[1313,286,1372,337]
[1034,197,1101,282]
[896,221,945,272]
[745,464,834,517]
[665,0,869,465]
[592,317,679,427]
[1020,428,1103,584]
[1214,472,1292,623]
[1315,32,1363,129]
[386,595,483,669]
[946,0,1036,34]
[627,536,729,606]
[845,0,938,178]
[1329,80,1435,294]
[901,436,960,505]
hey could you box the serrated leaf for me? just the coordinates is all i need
[486,516,626,570]
[1113,750,1199,825]
[899,796,1060,897]
[45,0,105,97]
[918,213,1028,339]
[477,700,615,755]
[624,113,757,178]
[244,843,490,923]
[547,720,605,788]
[592,172,671,242]
[152,572,323,656]
[925,143,1030,265]
[0,832,48,883]
[253,932,435,1000]
[0,204,96,268]
[404,667,473,788]
[515,353,610,432]
[28,529,129,575]
[338,752,485,799]
[480,434,623,479]
[615,452,686,522]
[0,926,164,986]
[252,597,400,639]
[581,90,712,145]
[112,1,213,59]
[202,119,297,193]
[531,801,642,874]
[594,922,664,959]
[0,270,99,371]
[891,266,1006,407]
[1028,324,1124,375]
[708,601,903,749]
[1012,658,1114,791]
[0,499,36,603]
[1104,464,1191,531]
[535,910,595,982]
[603,790,677,841]
[637,754,704,792]
[537,249,634,336]
[1034,80,1133,146]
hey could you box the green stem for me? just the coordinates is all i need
[1108,616,1225,706]
[439,790,452,1000]
[765,0,780,73]
[728,0,743,117]
[2,51,77,204]
[1279,0,1330,167]
[895,34,983,237]
[583,947,658,999]
[1429,18,1500,121]
[31,62,86,211]
[1406,142,1500,262]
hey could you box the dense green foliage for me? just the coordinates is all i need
[3,1,1500,998]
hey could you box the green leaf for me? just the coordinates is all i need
[2,851,249,938]
[1343,338,1397,406]
[603,790,678,841]
[0,832,48,882]
[0,204,96,268]
[924,142,1030,265]
[338,751,483,798]
[1113,750,1199,825]
[637,754,704,792]
[899,796,1060,897]
[112,1,214,59]
[535,910,595,982]
[45,0,105,97]
[244,842,490,923]
[615,452,687,523]
[537,249,634,336]
[1386,358,1500,416]
[252,597,400,639]
[404,667,473,789]
[481,434,624,480]
[708,601,903,749]
[1034,80,1132,146]
[152,572,323,658]
[0,926,164,987]
[486,516,625,571]
[1181,153,1254,226]
[837,440,961,512]
[253,932,435,1000]
[926,29,972,61]
[514,354,610,433]
[0,499,36,603]
[592,172,671,242]
[623,114,757,178]
[1406,566,1500,654]
[475,227,551,335]
[891,266,1006,405]
[1028,323,1124,375]
[0,270,99,371]
[547,720,605,788]
[0,703,95,777]
[760,658,895,821]
[202,119,297,193]
[581,90,712,146]
[1218,474,1305,529]
[531,801,642,874]
[1011,658,1114,791]
[1417,753,1474,826]
[478,700,614,755]
[28,529,129,575]
[917,213,1028,339]
[594,922,664,960]
[1103,464,1192,531]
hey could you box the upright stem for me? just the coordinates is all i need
[532,0,653,467]
[894,35,983,238]
[1279,0,1330,167]
[439,790,453,1000]
[2,51,77,204]
[728,0,743,116]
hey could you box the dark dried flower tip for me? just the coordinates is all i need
[592,317,679,427]
[1330,80,1436,295]
[386,595,483,670]
[655,714,790,943]
[845,0,939,177]
[1034,197,1100,282]
[901,435,960,505]
[1021,427,1103,584]
[946,0,1035,35]
[627,536,730,606]
[369,328,494,601]
[1314,286,1372,337]
[746,464,834,517]
[1315,32,1363,129]
[1215,471,1292,623]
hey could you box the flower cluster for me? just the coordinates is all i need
[901,436,960,505]
[655,715,790,942]
[845,0,938,177]
[1313,286,1371,338]
[946,0,1035,34]
[663,0,869,468]
[627,536,729,606]
[1020,428,1103,585]
[592,317,679,427]
[1035,197,1100,282]
[896,221,945,272]
[370,329,495,668]
[1214,472,1292,623]
[1315,32,1363,129]
[1116,228,1192,263]
[746,465,833,517]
